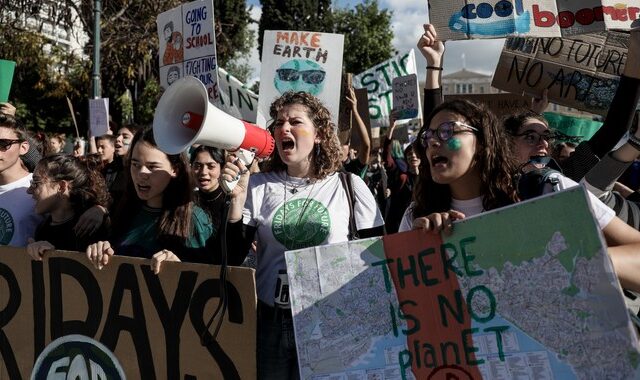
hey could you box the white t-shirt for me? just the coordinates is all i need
[398,173,614,232]
[243,171,384,305]
[0,174,42,247]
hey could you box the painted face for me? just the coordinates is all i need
[96,140,115,163]
[191,151,221,192]
[27,171,61,215]
[0,127,28,175]
[274,59,326,96]
[48,137,63,154]
[115,127,134,157]
[424,111,479,186]
[513,118,552,165]
[273,104,318,175]
[130,141,177,208]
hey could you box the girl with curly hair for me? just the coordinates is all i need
[25,154,111,259]
[224,91,384,379]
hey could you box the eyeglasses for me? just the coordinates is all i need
[0,139,23,151]
[514,131,556,146]
[276,69,326,84]
[419,121,478,147]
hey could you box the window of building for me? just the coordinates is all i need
[480,86,485,93]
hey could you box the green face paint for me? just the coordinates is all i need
[447,138,462,151]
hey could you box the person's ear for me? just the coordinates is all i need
[19,140,29,155]
[57,180,69,195]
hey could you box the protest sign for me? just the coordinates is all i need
[0,249,256,379]
[393,73,421,123]
[338,73,354,137]
[349,88,374,149]
[257,31,344,127]
[285,188,640,379]
[492,31,628,115]
[0,59,15,102]
[353,50,418,131]
[157,0,219,101]
[445,93,532,117]
[429,0,640,40]
[89,98,109,137]
[216,66,259,123]
[544,112,603,141]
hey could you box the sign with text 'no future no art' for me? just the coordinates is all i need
[285,188,640,379]
[0,250,256,379]
[429,0,640,40]
[157,0,219,101]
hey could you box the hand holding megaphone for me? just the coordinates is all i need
[153,76,274,192]
[221,154,251,196]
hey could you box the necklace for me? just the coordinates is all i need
[284,174,312,194]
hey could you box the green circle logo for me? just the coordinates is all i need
[0,208,14,245]
[273,199,331,250]
[31,335,125,380]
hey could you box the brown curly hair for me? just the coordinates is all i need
[264,91,342,180]
[412,99,519,219]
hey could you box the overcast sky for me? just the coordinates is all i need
[244,0,506,84]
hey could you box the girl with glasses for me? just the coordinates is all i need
[25,154,110,260]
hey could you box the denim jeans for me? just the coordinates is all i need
[257,301,300,380]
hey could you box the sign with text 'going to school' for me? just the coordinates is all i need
[285,188,640,379]
[492,31,628,115]
[0,249,256,379]
[157,0,219,101]
[257,30,344,128]
[353,50,417,130]
[430,0,640,40]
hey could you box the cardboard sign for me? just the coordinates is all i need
[544,111,603,141]
[353,50,418,131]
[89,98,109,137]
[349,88,374,149]
[492,31,628,115]
[338,73,354,136]
[0,248,256,379]
[445,93,532,117]
[216,66,259,123]
[430,0,640,40]
[157,0,220,101]
[393,73,421,123]
[285,188,640,379]
[257,30,345,128]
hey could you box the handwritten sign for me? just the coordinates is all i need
[157,0,219,101]
[393,73,421,122]
[0,248,256,379]
[286,188,640,379]
[445,93,532,117]
[492,31,628,115]
[89,98,109,137]
[353,50,418,131]
[257,30,344,127]
[216,66,259,123]
[430,0,640,40]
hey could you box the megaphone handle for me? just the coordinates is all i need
[221,149,256,194]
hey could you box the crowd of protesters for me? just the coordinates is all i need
[1,22,640,380]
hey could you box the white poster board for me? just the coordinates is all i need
[216,67,259,123]
[429,0,640,40]
[89,98,109,137]
[353,50,418,130]
[257,30,345,127]
[157,0,219,101]
[392,73,421,122]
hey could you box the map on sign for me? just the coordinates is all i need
[286,188,640,379]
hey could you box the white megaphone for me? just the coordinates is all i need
[153,76,275,192]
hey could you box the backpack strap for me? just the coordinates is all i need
[339,172,359,240]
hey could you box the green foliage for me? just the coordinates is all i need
[0,23,89,132]
[332,0,394,74]
[214,0,255,81]
[258,0,333,60]
[117,89,134,125]
[135,79,161,125]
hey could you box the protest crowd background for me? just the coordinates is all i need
[1,0,640,378]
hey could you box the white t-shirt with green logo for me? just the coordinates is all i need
[243,171,384,305]
[0,173,42,247]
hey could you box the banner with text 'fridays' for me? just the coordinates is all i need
[286,188,640,379]
[430,0,640,40]
[0,249,256,379]
[492,31,628,115]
